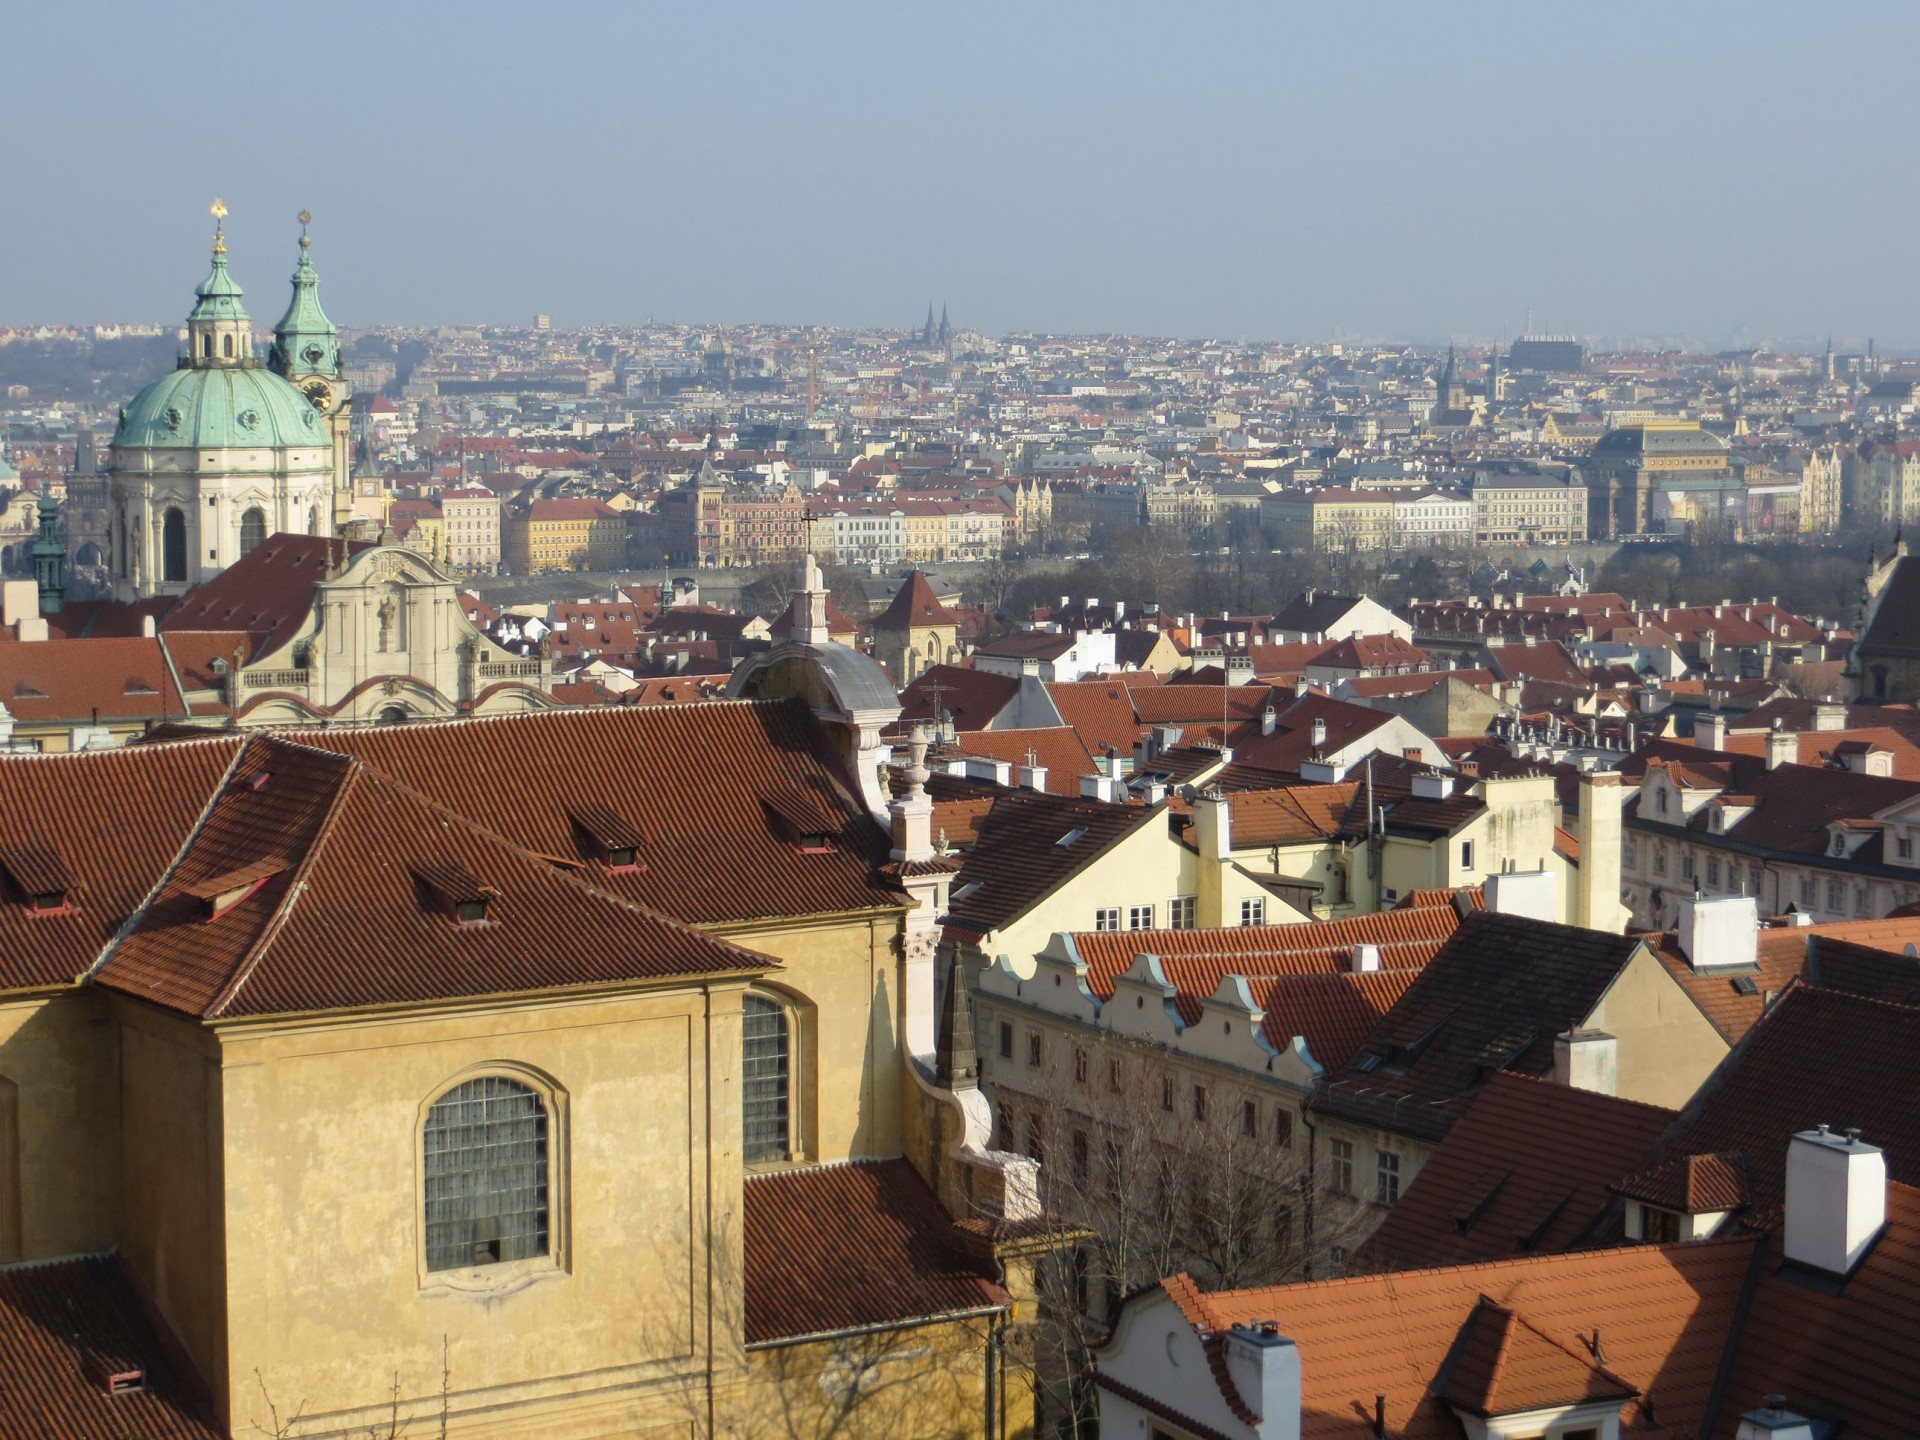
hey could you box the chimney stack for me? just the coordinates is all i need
[1766,725,1797,771]
[1678,895,1758,972]
[1553,1028,1617,1094]
[1697,711,1727,751]
[1784,1125,1886,1278]
[1219,1323,1301,1440]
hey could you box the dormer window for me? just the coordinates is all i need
[0,845,80,918]
[1657,788,1670,815]
[182,858,286,922]
[1832,834,1847,857]
[569,805,646,874]
[764,792,842,855]
[413,861,498,928]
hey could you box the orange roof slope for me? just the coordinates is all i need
[0,738,243,993]
[743,1160,1008,1345]
[0,1254,223,1440]
[0,636,193,727]
[1354,1072,1675,1272]
[1440,1297,1635,1417]
[292,699,902,927]
[95,737,772,1019]
[1159,1237,1755,1440]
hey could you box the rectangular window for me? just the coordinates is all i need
[1460,839,1475,870]
[1707,857,1721,888]
[1623,836,1637,868]
[1681,854,1696,881]
[1192,1085,1207,1122]
[1027,1030,1043,1067]
[1239,898,1266,927]
[1242,1099,1258,1139]
[1128,904,1155,930]
[1654,844,1667,877]
[1168,896,1197,929]
[1160,1075,1174,1113]
[1329,1138,1354,1195]
[1828,879,1842,911]
[1376,1150,1401,1206]
[1800,874,1816,905]
[1901,837,1915,861]
[1073,1048,1088,1085]
[1275,1108,1294,1147]
[1095,907,1121,932]
[1641,1206,1680,1244]
[1071,1130,1090,1183]
[1108,1057,1123,1093]
[998,1021,1013,1060]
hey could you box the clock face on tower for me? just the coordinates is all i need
[303,380,332,413]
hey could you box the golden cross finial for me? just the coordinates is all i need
[210,197,228,254]
[381,488,394,527]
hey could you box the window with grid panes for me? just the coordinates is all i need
[1329,1138,1353,1194]
[1168,896,1197,929]
[1376,1150,1400,1205]
[742,996,791,1164]
[423,1077,549,1272]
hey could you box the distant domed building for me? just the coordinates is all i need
[108,203,352,600]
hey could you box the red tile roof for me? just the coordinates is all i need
[952,727,1095,794]
[1440,1298,1635,1418]
[945,790,1160,941]
[872,571,959,631]
[0,636,193,727]
[291,699,904,927]
[1353,1072,1674,1272]
[1045,679,1153,756]
[1139,1235,1757,1440]
[158,533,369,662]
[0,1254,222,1440]
[742,1160,1008,1345]
[94,737,772,1019]
[0,738,243,993]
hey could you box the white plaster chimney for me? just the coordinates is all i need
[1485,868,1558,922]
[1574,770,1625,933]
[1553,1028,1617,1094]
[1697,711,1727,751]
[1784,1125,1886,1277]
[1735,1397,1816,1440]
[1220,1322,1303,1440]
[1678,894,1758,972]
[1411,770,1454,800]
[1765,726,1797,772]
[1350,944,1381,973]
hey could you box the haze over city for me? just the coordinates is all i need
[6,0,1920,347]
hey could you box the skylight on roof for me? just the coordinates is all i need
[1056,827,1088,848]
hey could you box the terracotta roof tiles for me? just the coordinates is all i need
[742,1160,1008,1346]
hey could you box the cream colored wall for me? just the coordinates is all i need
[1584,945,1729,1111]
[743,1316,1013,1440]
[115,998,228,1405]
[207,980,749,1440]
[0,989,120,1260]
[709,913,903,1166]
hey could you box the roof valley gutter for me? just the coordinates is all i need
[81,737,250,984]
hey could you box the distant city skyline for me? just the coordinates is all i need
[6,2,1918,348]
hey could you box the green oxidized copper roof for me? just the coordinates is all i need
[270,231,338,378]
[111,364,327,451]
[187,251,250,325]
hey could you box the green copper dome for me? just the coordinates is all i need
[112,364,326,450]
[269,228,339,378]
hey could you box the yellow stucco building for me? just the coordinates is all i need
[0,569,1062,1440]
[505,497,627,572]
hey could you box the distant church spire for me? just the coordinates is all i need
[922,303,936,346]
[270,210,340,386]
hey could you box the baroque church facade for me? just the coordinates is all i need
[108,203,353,600]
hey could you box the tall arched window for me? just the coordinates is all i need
[221,334,233,359]
[422,1076,548,1272]
[307,505,321,536]
[239,507,267,557]
[201,334,212,359]
[743,995,791,1164]
[161,507,188,583]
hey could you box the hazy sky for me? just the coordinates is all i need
[5,2,1916,347]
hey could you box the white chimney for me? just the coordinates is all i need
[1735,1397,1816,1440]
[1784,1125,1886,1278]
[1485,868,1559,922]
[1262,703,1277,736]
[1309,717,1328,752]
[1350,944,1381,973]
[1411,770,1454,800]
[1697,711,1727,751]
[1812,701,1846,733]
[1766,727,1797,771]
[1553,1028,1617,1094]
[1219,1323,1302,1440]
[1678,895,1758,972]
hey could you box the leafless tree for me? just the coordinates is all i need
[992,1036,1373,1436]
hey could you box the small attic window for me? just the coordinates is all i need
[1731,975,1759,997]
[1056,827,1088,848]
[182,857,286,922]
[570,804,646,873]
[0,845,81,917]
[764,793,841,854]
[82,1355,145,1396]
[413,861,498,928]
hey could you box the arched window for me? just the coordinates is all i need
[221,334,233,359]
[423,1076,548,1272]
[308,505,321,536]
[239,507,267,557]
[161,507,188,583]
[743,995,791,1164]
[201,334,212,358]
